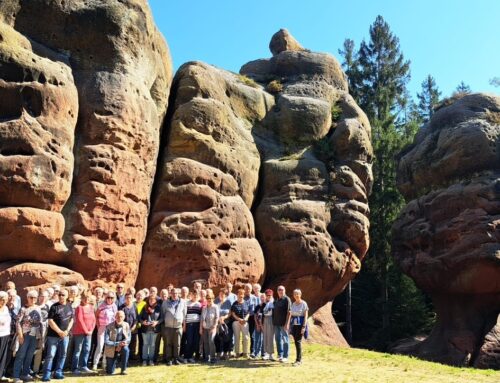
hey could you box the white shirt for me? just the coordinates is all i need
[0,306,11,337]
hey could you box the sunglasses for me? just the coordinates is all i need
[266,295,272,297]
[28,296,38,299]
[106,297,114,299]
[58,293,66,297]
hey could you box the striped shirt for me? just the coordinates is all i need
[185,301,202,323]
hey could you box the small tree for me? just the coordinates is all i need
[417,75,441,123]
[454,81,471,95]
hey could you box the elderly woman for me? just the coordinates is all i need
[215,288,234,359]
[139,295,161,366]
[72,292,96,374]
[231,289,250,358]
[0,291,11,380]
[288,289,309,366]
[262,289,275,360]
[200,291,219,364]
[13,290,42,383]
[93,291,117,370]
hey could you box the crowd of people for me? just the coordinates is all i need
[0,280,309,382]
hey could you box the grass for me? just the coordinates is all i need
[237,74,260,88]
[60,344,499,383]
[266,79,284,94]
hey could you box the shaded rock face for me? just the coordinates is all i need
[0,0,172,287]
[138,30,373,314]
[392,94,500,368]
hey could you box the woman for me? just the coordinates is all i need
[0,291,11,380]
[93,292,117,370]
[200,292,219,364]
[262,289,275,360]
[253,293,265,358]
[72,292,96,374]
[134,291,146,361]
[184,291,201,363]
[288,289,309,366]
[230,289,250,358]
[215,288,233,359]
[13,290,42,383]
[139,295,161,366]
[119,293,137,361]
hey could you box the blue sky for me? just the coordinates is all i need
[149,0,500,100]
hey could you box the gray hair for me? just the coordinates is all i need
[293,289,302,296]
[0,291,7,300]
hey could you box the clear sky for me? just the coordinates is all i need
[149,0,500,100]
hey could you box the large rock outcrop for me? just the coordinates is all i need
[392,93,500,368]
[0,0,172,287]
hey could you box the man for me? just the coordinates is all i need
[33,290,51,376]
[119,293,137,361]
[180,287,189,301]
[272,285,291,363]
[149,287,160,302]
[160,289,187,365]
[50,285,61,306]
[5,283,21,315]
[226,282,237,304]
[41,289,74,381]
[104,311,130,375]
[244,283,259,358]
[192,282,202,295]
[153,289,170,363]
[115,284,126,308]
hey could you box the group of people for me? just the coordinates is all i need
[0,280,309,382]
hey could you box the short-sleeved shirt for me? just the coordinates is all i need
[47,302,74,337]
[231,300,249,320]
[290,300,309,326]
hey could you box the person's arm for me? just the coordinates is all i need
[75,307,87,334]
[48,319,64,338]
[285,298,292,330]
[156,304,164,325]
[16,309,24,344]
[213,307,220,331]
[123,323,131,346]
[301,308,309,334]
[104,325,116,347]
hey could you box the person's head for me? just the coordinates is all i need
[39,290,49,305]
[244,283,252,296]
[136,290,145,302]
[105,291,116,305]
[200,289,207,301]
[52,284,61,298]
[69,285,79,298]
[115,310,125,325]
[116,283,125,296]
[293,289,302,302]
[160,289,169,300]
[193,282,202,292]
[127,287,136,297]
[265,289,273,302]
[226,282,233,293]
[237,288,245,302]
[206,291,215,306]
[142,288,150,297]
[6,289,16,305]
[219,288,227,300]
[88,295,97,306]
[125,293,133,305]
[46,287,54,300]
[277,285,285,298]
[169,288,179,300]
[58,288,69,304]
[94,287,104,299]
[80,292,91,305]
[6,281,15,291]
[0,291,7,308]
[259,293,266,304]
[206,288,213,297]
[181,286,189,299]
[167,283,174,292]
[253,283,261,296]
[150,286,158,297]
[148,295,157,306]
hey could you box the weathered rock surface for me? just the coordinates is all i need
[392,93,500,368]
[0,0,172,286]
[306,302,350,347]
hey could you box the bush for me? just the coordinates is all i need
[266,79,283,94]
[331,102,343,123]
[237,74,259,88]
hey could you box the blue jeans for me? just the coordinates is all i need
[13,334,37,378]
[43,336,69,380]
[274,325,289,358]
[184,322,200,359]
[141,332,157,362]
[106,346,129,374]
[252,329,263,357]
[72,334,92,371]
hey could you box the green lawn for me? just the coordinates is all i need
[60,344,499,383]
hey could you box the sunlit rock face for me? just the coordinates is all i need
[392,93,500,369]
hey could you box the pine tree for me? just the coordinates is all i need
[454,81,471,95]
[417,75,441,123]
[338,38,360,99]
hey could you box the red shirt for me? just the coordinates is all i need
[73,304,96,335]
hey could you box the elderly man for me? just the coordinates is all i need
[272,285,291,363]
[33,290,51,376]
[244,283,259,358]
[5,282,21,315]
[104,311,130,375]
[160,288,187,365]
[115,284,126,308]
[41,289,74,381]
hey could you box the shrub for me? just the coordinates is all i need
[266,79,283,94]
[331,102,343,123]
[237,74,259,88]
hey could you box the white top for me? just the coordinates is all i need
[0,306,11,337]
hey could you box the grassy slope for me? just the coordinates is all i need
[62,344,499,383]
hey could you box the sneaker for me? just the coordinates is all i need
[242,353,249,358]
[166,360,172,366]
[21,376,34,382]
[177,357,187,364]
[53,373,65,380]
[92,364,98,371]
[173,359,180,365]
[281,357,288,363]
[270,355,276,361]
[293,361,302,367]
[187,358,196,364]
[13,379,23,383]
[148,361,155,366]
[80,367,93,374]
[210,359,217,364]
[262,354,270,360]
[249,353,256,359]
[278,356,283,362]
[0,377,9,382]
[120,370,128,375]
[71,370,80,375]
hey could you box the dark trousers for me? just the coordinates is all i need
[248,316,255,353]
[129,333,138,360]
[215,322,234,353]
[138,330,144,361]
[291,325,303,362]
[0,335,10,377]
[163,327,182,361]
[183,323,200,359]
[105,346,129,374]
[154,328,164,363]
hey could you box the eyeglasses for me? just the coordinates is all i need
[58,293,66,297]
[207,298,213,300]
[28,296,37,299]
[117,286,124,289]
[106,297,114,299]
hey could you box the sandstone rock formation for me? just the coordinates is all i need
[138,29,373,315]
[392,93,500,368]
[0,0,172,287]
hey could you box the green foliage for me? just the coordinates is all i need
[237,74,259,88]
[417,75,441,123]
[339,15,433,349]
[331,102,343,123]
[266,79,283,94]
[313,135,335,165]
[454,80,472,96]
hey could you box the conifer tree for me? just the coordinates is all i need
[417,75,441,123]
